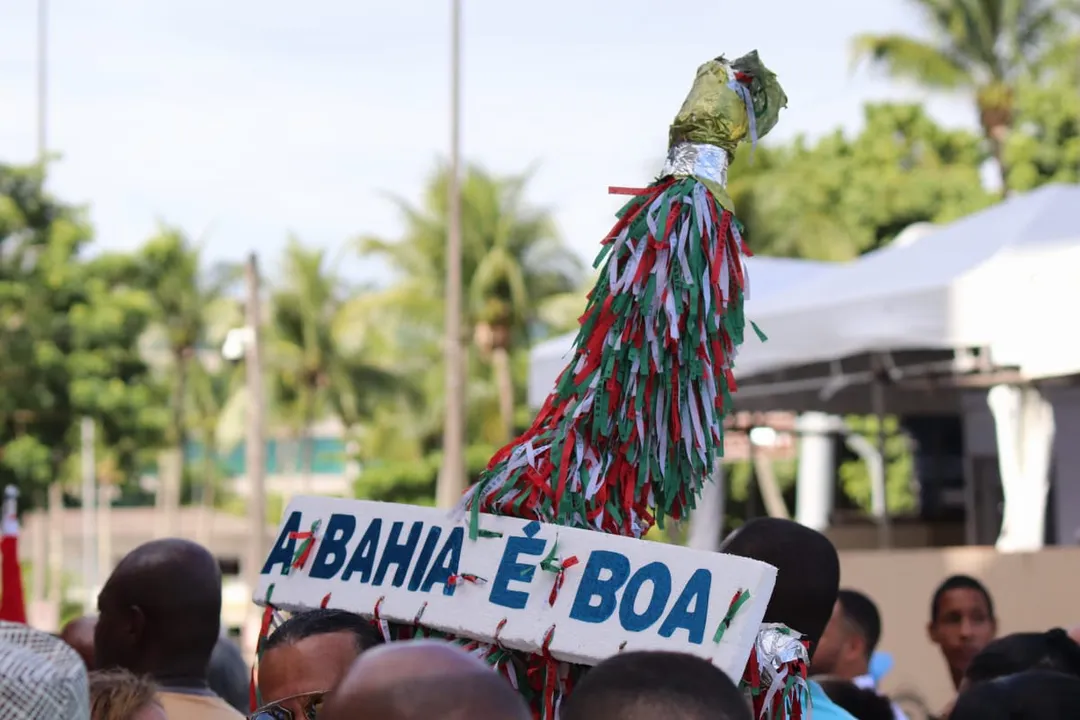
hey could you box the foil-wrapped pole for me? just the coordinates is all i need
[662,142,730,189]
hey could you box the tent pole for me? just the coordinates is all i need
[871,354,892,549]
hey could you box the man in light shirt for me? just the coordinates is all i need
[95,539,243,720]
[812,589,908,720]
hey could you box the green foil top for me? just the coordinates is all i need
[668,50,788,155]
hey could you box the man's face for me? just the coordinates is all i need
[809,600,845,676]
[928,588,996,677]
[257,632,360,717]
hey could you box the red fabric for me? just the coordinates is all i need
[0,534,27,623]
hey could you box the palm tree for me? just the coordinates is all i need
[135,227,239,536]
[851,0,1071,192]
[269,239,403,491]
[360,163,582,441]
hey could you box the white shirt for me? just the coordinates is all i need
[853,674,909,720]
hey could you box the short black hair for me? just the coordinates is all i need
[951,670,1080,720]
[965,629,1080,685]
[815,679,893,720]
[837,589,882,657]
[264,609,383,654]
[561,651,750,720]
[930,575,994,624]
[720,518,840,655]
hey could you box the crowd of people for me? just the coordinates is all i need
[2,520,1079,719]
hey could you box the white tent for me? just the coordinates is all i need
[736,183,1080,380]
[527,256,842,408]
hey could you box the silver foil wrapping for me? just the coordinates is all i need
[661,142,731,188]
[755,622,809,687]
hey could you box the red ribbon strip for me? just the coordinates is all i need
[547,556,580,607]
[447,573,486,587]
[288,530,316,570]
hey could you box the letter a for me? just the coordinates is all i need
[658,568,712,644]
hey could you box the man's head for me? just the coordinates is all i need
[320,639,529,720]
[927,574,996,686]
[256,609,383,718]
[720,518,841,657]
[811,589,882,679]
[561,651,750,720]
[962,629,1080,688]
[94,538,223,680]
[60,616,97,670]
[951,669,1080,720]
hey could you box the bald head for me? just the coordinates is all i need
[322,640,529,720]
[94,538,222,679]
[60,615,97,669]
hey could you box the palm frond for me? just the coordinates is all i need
[851,33,973,88]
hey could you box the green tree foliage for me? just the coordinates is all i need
[133,228,240,520]
[838,415,918,515]
[269,239,405,483]
[354,444,498,507]
[850,0,1078,190]
[729,103,992,259]
[1005,55,1080,190]
[0,164,165,506]
[359,164,583,445]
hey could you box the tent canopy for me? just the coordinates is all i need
[737,183,1080,380]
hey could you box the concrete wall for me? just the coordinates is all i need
[840,546,1080,715]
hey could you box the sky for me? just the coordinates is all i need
[0,0,975,280]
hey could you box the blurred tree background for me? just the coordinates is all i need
[1,0,1079,542]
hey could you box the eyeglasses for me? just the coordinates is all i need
[248,691,325,720]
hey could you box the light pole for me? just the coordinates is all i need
[232,254,268,656]
[436,0,467,508]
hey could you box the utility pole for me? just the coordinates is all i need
[243,253,268,655]
[31,0,50,624]
[437,0,467,509]
[37,0,48,168]
[80,417,96,613]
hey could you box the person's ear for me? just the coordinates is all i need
[927,621,939,645]
[127,605,147,644]
[847,633,867,661]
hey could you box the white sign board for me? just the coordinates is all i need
[255,496,776,680]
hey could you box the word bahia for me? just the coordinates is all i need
[256,497,777,678]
